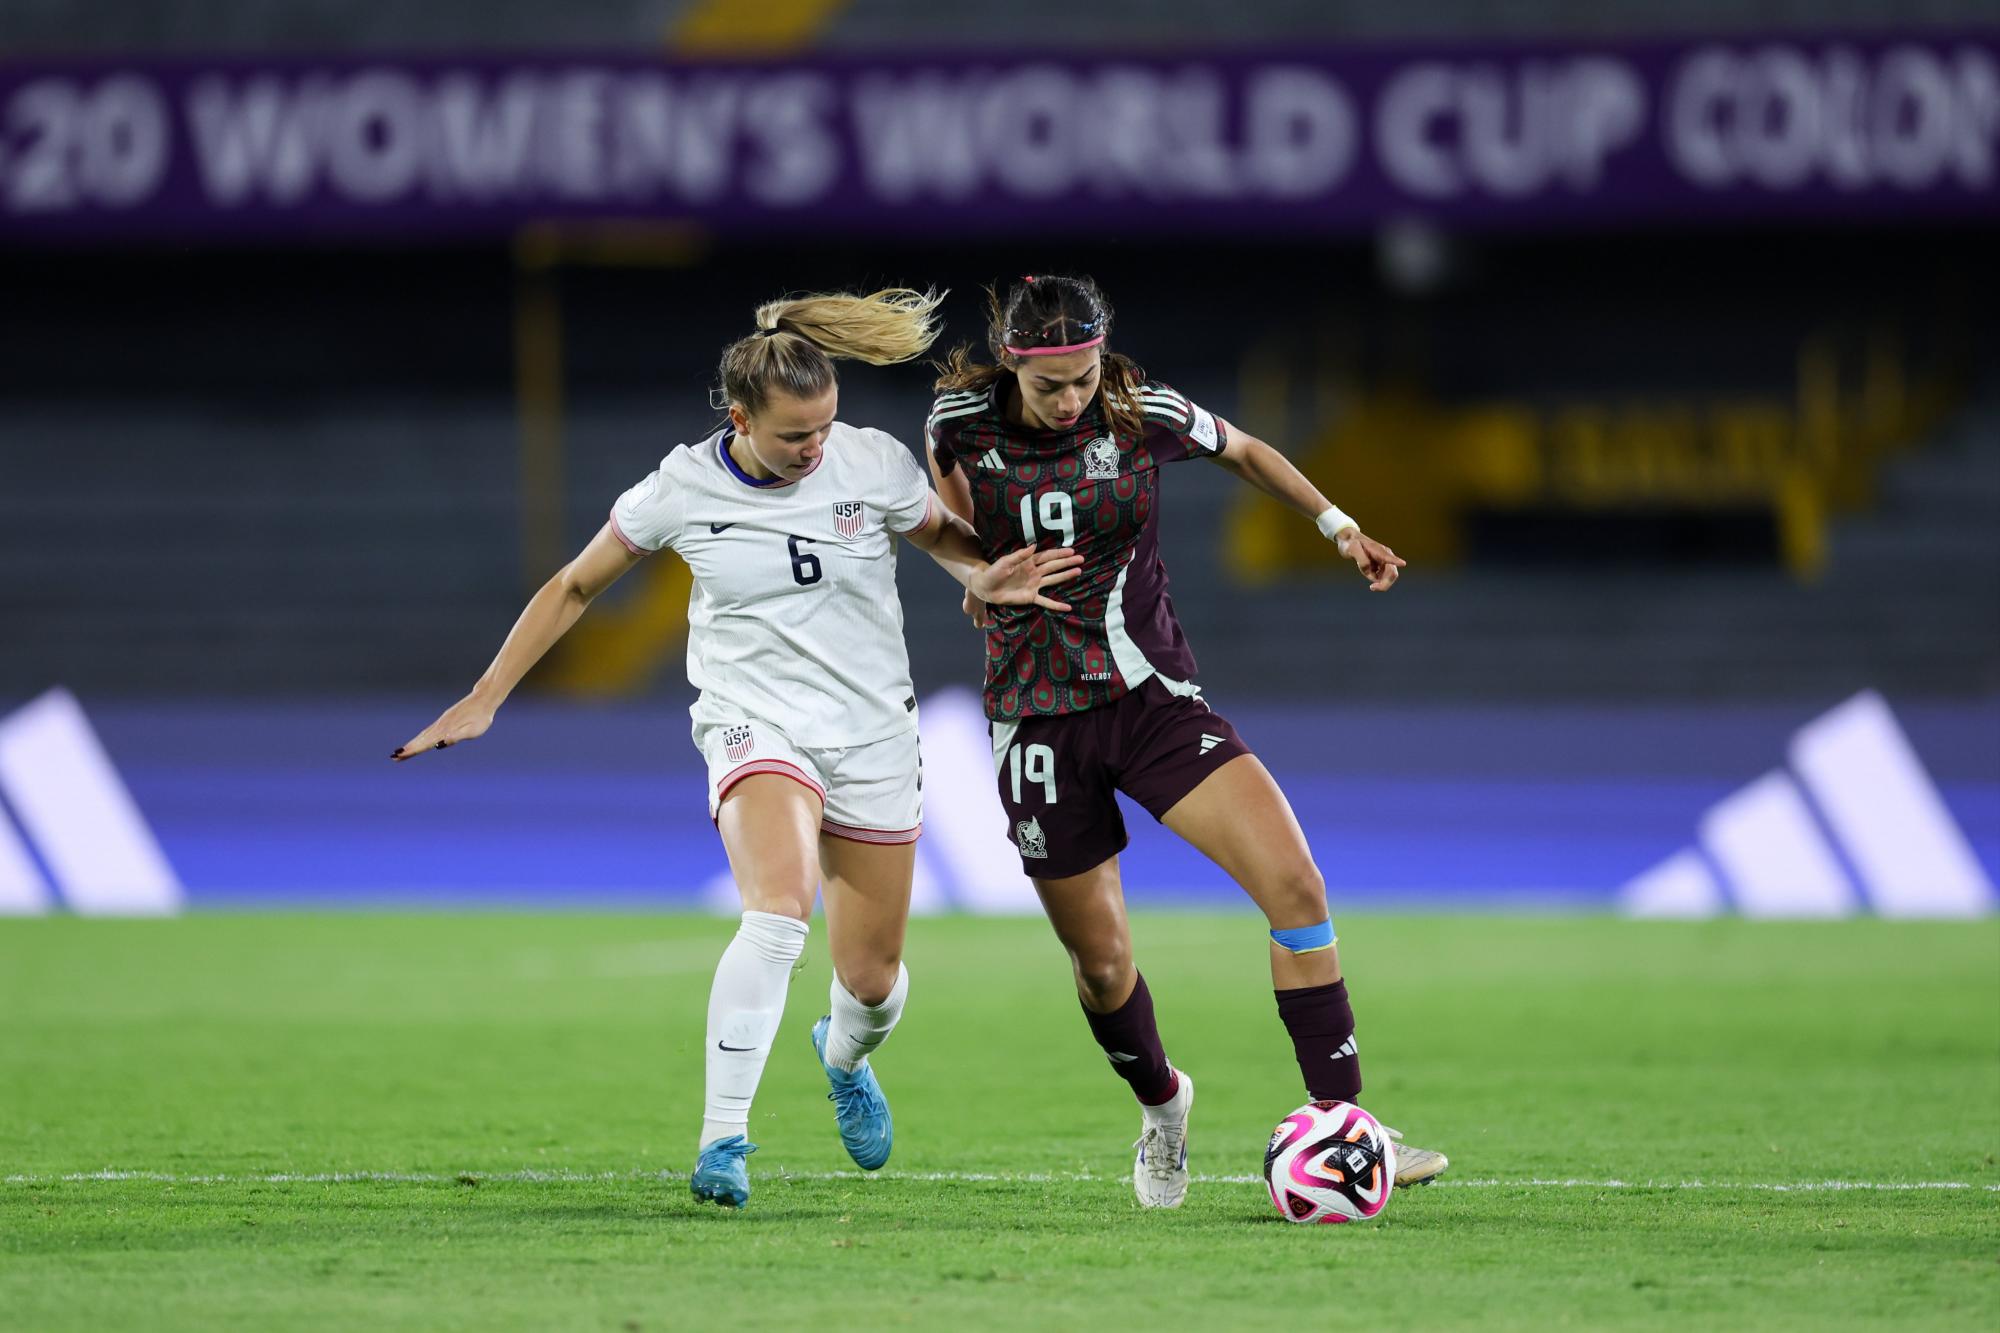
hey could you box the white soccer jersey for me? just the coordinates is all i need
[610,421,938,748]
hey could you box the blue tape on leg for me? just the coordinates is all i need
[1270,920,1335,953]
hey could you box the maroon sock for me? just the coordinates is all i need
[1276,978,1361,1103]
[1081,971,1179,1106]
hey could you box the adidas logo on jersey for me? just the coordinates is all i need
[1014,816,1048,859]
[978,448,1005,471]
[1198,733,1225,754]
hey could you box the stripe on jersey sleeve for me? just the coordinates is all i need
[1138,386,1224,454]
[925,394,993,452]
[926,391,989,431]
[1136,389,1193,430]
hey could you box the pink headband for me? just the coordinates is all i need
[1004,334,1106,357]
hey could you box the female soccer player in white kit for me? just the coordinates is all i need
[393,289,1079,1209]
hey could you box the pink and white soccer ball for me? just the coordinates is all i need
[1263,1100,1396,1224]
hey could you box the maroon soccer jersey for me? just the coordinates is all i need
[928,380,1227,721]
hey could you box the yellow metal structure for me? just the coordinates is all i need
[671,0,854,53]
[512,223,709,696]
[1226,327,1959,585]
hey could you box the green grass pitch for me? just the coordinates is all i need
[3,913,1996,1330]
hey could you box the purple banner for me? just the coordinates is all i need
[1,34,1996,240]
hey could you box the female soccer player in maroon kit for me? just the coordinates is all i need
[927,275,1447,1207]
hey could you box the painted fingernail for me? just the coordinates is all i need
[434,741,446,749]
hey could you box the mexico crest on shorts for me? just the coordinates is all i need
[723,725,755,761]
[832,501,864,538]
[1082,437,1120,480]
[1014,816,1048,858]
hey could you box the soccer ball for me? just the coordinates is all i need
[1263,1100,1396,1224]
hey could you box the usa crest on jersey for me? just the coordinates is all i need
[832,501,864,539]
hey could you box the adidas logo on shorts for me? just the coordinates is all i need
[1014,816,1048,859]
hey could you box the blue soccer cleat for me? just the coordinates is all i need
[690,1135,756,1208]
[810,1014,894,1170]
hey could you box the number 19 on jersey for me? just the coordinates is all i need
[1017,492,1075,547]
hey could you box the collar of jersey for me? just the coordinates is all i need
[716,427,820,489]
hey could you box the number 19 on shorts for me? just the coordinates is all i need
[1007,742,1057,804]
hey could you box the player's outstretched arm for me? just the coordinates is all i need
[902,505,1082,613]
[392,523,645,761]
[904,504,1082,611]
[1211,419,1407,593]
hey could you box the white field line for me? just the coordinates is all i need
[3,1169,1995,1193]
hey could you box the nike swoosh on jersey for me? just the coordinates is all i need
[710,522,736,533]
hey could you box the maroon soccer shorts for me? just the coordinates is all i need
[989,676,1252,879]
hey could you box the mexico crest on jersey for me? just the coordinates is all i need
[832,501,864,538]
[1082,437,1120,479]
[723,725,755,761]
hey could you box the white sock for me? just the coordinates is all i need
[699,910,809,1149]
[822,962,908,1074]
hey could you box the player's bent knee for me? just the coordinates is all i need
[1070,948,1134,1007]
[738,882,816,921]
[1261,863,1329,930]
[840,958,902,1006]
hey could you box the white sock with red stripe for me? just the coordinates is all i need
[821,962,908,1074]
[699,910,809,1149]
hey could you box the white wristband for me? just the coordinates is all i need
[1314,505,1358,542]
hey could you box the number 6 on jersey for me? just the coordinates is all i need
[1007,742,1058,804]
[1017,492,1075,548]
[787,534,822,586]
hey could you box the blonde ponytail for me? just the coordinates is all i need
[755,287,944,365]
[720,287,945,416]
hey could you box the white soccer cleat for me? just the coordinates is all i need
[1132,1069,1193,1209]
[1382,1125,1450,1186]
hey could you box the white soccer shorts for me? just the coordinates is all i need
[695,718,922,845]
